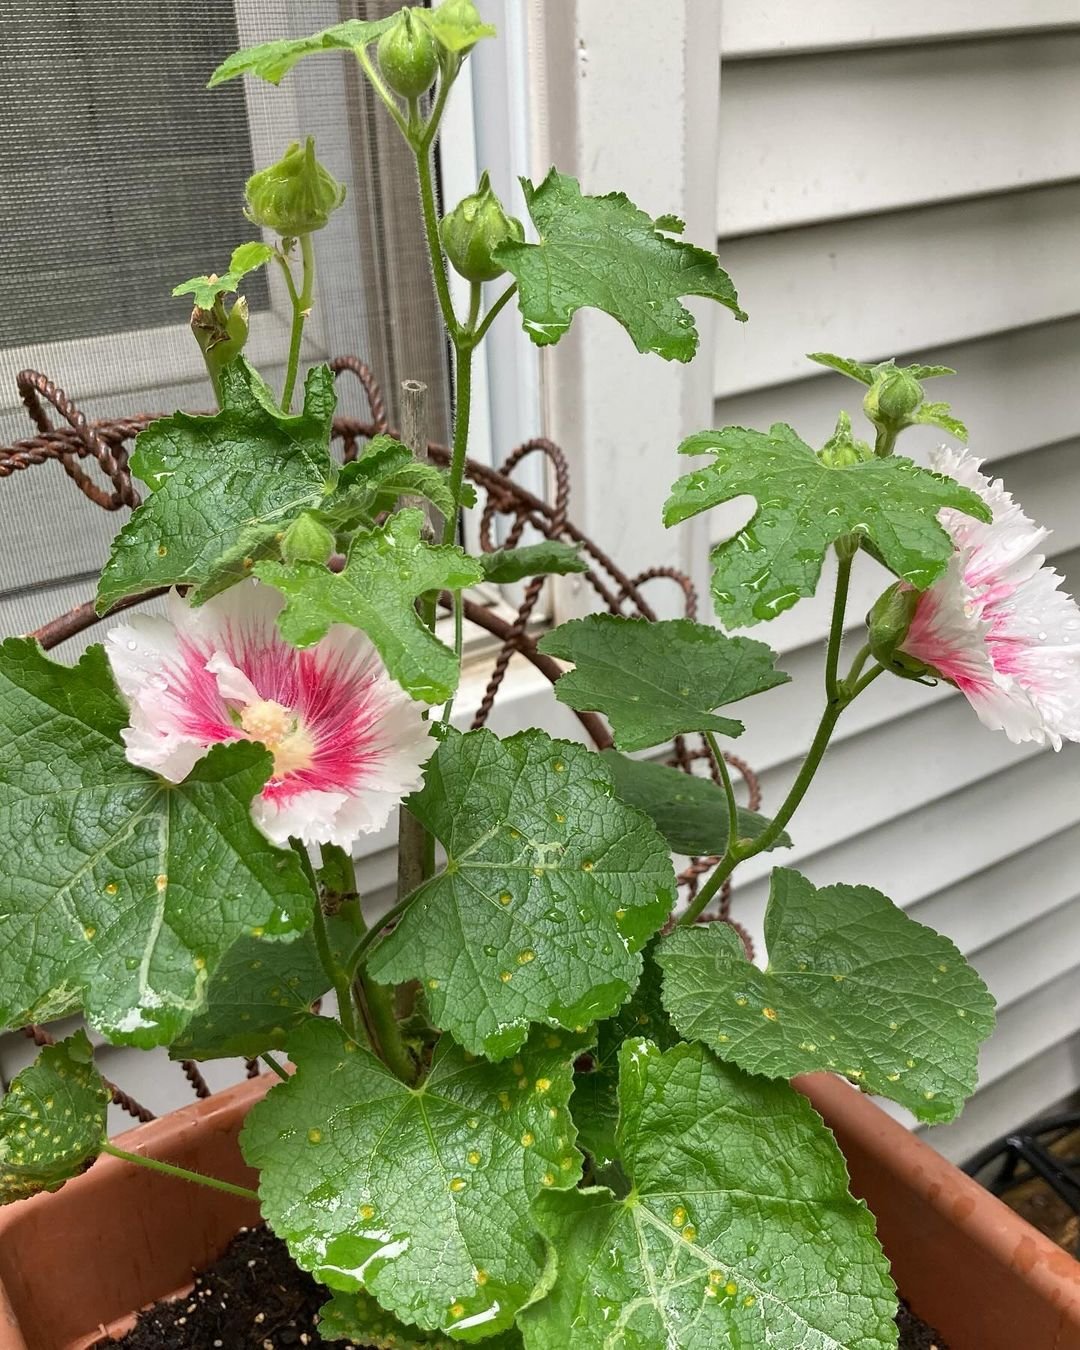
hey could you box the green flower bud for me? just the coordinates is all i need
[377,9,439,99]
[863,367,923,431]
[281,512,336,565]
[819,411,872,468]
[428,0,491,55]
[439,172,524,283]
[867,582,932,682]
[244,137,346,237]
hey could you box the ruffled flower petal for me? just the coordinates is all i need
[105,581,434,847]
[900,448,1080,749]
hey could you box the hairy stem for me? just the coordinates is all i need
[280,233,315,413]
[100,1142,260,1202]
[469,281,517,349]
[414,143,460,343]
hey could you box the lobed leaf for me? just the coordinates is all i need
[209,17,398,87]
[255,508,483,704]
[97,360,341,611]
[538,615,788,751]
[664,422,991,627]
[476,541,587,584]
[657,867,996,1123]
[168,916,352,1061]
[570,947,677,1176]
[242,1017,587,1339]
[0,1032,109,1205]
[600,751,789,858]
[520,1040,897,1349]
[171,241,275,308]
[0,640,313,1047]
[496,170,745,362]
[367,728,676,1060]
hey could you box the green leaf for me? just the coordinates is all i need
[600,751,790,858]
[495,170,745,362]
[665,423,992,627]
[97,360,340,611]
[168,917,351,1061]
[657,868,996,1124]
[319,1287,522,1348]
[416,4,497,53]
[916,401,968,440]
[807,351,876,384]
[0,1032,109,1205]
[255,509,483,704]
[242,1017,587,1339]
[209,17,398,86]
[520,1040,897,1350]
[325,437,460,526]
[367,729,676,1060]
[808,352,955,387]
[571,947,678,1176]
[538,615,788,751]
[0,640,313,1047]
[172,241,275,308]
[476,541,587,584]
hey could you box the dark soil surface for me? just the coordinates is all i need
[107,1225,948,1348]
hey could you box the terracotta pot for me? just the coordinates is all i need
[796,1073,1080,1350]
[0,1074,269,1350]
[3,1069,1080,1349]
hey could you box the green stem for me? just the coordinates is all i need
[469,281,517,349]
[100,1142,260,1203]
[825,550,854,704]
[414,143,460,342]
[280,233,315,413]
[874,426,899,458]
[312,899,359,1043]
[704,730,740,857]
[355,972,417,1083]
[259,1052,290,1082]
[850,662,886,698]
[844,642,873,688]
[356,47,410,138]
[681,546,860,927]
[442,338,473,544]
[419,62,459,151]
[347,889,421,975]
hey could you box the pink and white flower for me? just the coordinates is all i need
[105,581,433,847]
[898,446,1080,749]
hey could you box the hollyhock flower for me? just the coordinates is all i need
[105,580,433,847]
[897,446,1080,749]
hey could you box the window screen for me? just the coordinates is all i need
[0,0,451,642]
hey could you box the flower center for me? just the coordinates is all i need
[238,698,315,778]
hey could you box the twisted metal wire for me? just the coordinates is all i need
[5,358,760,1109]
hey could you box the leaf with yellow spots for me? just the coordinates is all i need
[657,867,996,1123]
[519,1040,898,1350]
[318,1288,522,1348]
[242,1018,588,1340]
[0,1032,109,1205]
[367,728,676,1060]
[0,640,313,1048]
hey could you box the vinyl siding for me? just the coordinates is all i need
[713,6,1080,1161]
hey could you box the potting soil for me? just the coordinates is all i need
[106,1225,948,1349]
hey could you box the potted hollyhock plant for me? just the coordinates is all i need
[2,5,1080,1348]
